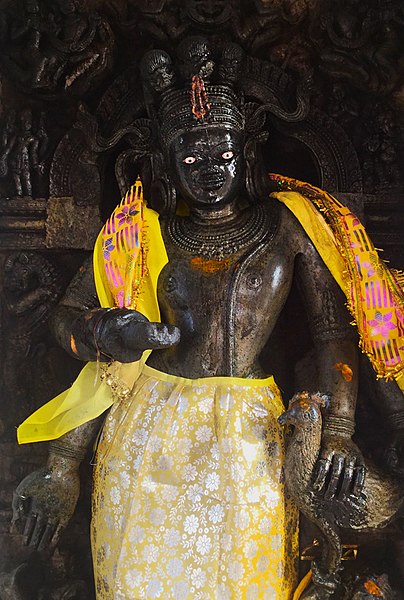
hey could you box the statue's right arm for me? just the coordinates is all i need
[50,255,180,363]
[12,257,101,551]
[13,255,180,550]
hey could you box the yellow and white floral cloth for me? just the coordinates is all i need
[91,364,298,600]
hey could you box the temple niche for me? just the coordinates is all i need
[0,0,403,598]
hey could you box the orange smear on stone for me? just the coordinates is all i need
[191,256,232,273]
[70,334,78,355]
[364,580,382,596]
[335,362,353,382]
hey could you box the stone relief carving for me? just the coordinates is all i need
[0,0,114,97]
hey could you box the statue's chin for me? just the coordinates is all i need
[202,195,222,204]
[183,188,236,209]
[194,195,230,207]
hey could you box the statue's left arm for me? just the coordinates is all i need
[373,376,404,475]
[295,233,365,501]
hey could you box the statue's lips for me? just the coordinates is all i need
[197,173,225,190]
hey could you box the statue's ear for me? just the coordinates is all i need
[147,149,177,216]
[245,102,267,137]
[114,118,155,197]
[243,101,272,202]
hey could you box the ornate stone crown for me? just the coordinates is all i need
[158,85,245,148]
[140,37,246,150]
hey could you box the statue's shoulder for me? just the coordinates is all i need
[262,195,303,236]
[263,193,318,257]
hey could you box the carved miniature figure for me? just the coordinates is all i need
[176,35,215,81]
[9,109,40,197]
[316,0,404,96]
[10,0,44,52]
[0,108,48,197]
[218,42,244,86]
[2,252,62,413]
[0,109,17,180]
[13,38,404,600]
[0,0,114,96]
[140,49,175,93]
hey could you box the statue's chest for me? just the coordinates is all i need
[157,241,294,331]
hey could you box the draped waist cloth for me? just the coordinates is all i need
[91,364,298,599]
[17,175,404,444]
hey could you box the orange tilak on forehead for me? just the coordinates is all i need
[191,75,211,120]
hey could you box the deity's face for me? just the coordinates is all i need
[150,60,174,92]
[170,126,244,209]
[142,50,174,92]
[219,43,244,84]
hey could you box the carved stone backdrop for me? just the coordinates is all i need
[0,0,403,597]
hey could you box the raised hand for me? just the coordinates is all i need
[94,309,181,363]
[66,307,181,363]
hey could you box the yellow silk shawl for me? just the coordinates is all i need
[17,176,404,444]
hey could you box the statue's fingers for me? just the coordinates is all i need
[49,523,64,550]
[37,522,57,552]
[11,490,23,515]
[132,322,181,350]
[338,457,355,499]
[28,514,47,549]
[324,455,344,500]
[11,491,28,529]
[22,512,37,545]
[351,464,366,497]
[312,457,332,492]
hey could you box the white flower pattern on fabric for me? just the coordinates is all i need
[182,464,198,482]
[196,425,212,442]
[191,567,206,588]
[92,369,298,599]
[146,578,163,598]
[184,514,199,534]
[196,534,212,555]
[167,558,183,577]
[208,504,224,523]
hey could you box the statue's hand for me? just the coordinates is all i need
[93,309,181,363]
[12,463,80,552]
[312,434,365,501]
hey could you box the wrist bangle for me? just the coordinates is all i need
[385,411,404,431]
[49,441,87,462]
[323,415,355,437]
[91,308,115,361]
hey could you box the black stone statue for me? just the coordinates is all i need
[12,38,404,600]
